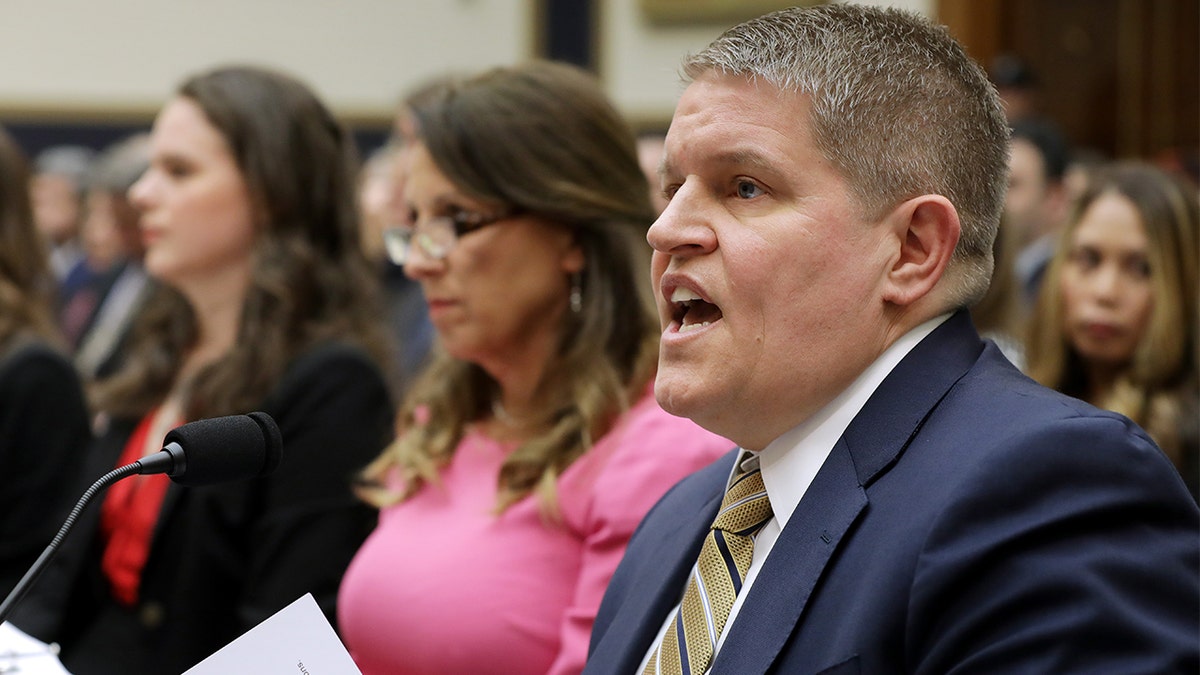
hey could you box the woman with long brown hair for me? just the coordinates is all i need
[10,66,395,674]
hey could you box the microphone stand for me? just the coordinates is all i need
[0,463,142,625]
[0,414,273,626]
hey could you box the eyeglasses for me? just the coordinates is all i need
[382,208,516,265]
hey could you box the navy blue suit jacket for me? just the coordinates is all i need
[586,312,1199,674]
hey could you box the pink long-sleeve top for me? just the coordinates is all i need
[337,390,732,675]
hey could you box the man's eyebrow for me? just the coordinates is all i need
[661,148,775,179]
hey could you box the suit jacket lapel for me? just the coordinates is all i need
[841,311,983,487]
[713,312,984,673]
[714,441,867,674]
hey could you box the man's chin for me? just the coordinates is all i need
[653,374,713,425]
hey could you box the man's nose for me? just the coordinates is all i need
[646,181,717,257]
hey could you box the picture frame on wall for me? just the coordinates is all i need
[639,0,827,26]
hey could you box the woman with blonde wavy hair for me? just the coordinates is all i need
[338,61,730,675]
[1026,160,1198,500]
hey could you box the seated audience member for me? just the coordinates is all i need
[337,61,732,675]
[1006,116,1072,310]
[358,143,432,394]
[358,146,396,260]
[1026,161,1199,500]
[30,144,93,281]
[9,66,395,675]
[0,126,90,600]
[74,133,154,379]
[584,6,1198,674]
[989,52,1040,122]
[636,130,670,215]
[1063,145,1109,210]
[34,145,113,348]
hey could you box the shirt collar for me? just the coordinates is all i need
[739,313,952,529]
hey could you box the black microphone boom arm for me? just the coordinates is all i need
[0,461,141,624]
[0,412,281,626]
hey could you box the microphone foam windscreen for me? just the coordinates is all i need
[247,411,283,476]
[162,414,276,487]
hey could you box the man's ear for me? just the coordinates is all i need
[881,194,960,307]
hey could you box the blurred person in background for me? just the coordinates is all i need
[0,126,90,600]
[1026,161,1198,500]
[357,142,432,395]
[1006,116,1072,311]
[34,144,115,348]
[73,133,154,380]
[636,130,669,215]
[337,61,731,675]
[8,65,395,674]
[30,144,93,282]
[989,52,1040,122]
[357,145,396,271]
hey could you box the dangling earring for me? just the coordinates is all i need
[569,273,583,314]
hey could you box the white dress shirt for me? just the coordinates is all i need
[638,313,951,673]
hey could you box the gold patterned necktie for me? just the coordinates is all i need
[644,462,773,675]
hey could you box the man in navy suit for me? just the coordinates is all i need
[585,5,1199,674]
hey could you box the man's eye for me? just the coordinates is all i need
[736,180,763,199]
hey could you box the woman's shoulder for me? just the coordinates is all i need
[571,390,733,485]
[262,340,393,420]
[285,340,381,373]
[0,336,80,393]
[606,389,731,453]
[256,340,395,473]
[271,341,387,393]
[559,390,732,527]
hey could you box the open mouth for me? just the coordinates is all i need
[671,287,723,332]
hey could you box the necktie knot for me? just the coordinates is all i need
[712,467,772,536]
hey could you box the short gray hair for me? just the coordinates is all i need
[33,144,95,191]
[88,133,150,194]
[683,4,1009,307]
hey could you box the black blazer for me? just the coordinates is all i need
[12,342,394,675]
[0,338,90,599]
[586,312,1200,674]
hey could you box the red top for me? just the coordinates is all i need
[99,410,177,606]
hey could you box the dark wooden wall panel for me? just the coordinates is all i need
[941,0,1198,164]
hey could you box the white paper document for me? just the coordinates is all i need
[0,621,70,674]
[184,593,361,675]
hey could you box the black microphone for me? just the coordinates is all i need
[139,411,283,486]
[0,412,283,625]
